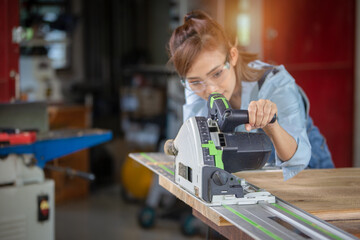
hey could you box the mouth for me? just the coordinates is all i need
[204,92,227,101]
[207,92,225,97]
[221,92,229,99]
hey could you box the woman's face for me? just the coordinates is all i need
[185,48,238,101]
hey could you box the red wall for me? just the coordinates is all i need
[0,0,19,103]
[262,0,356,167]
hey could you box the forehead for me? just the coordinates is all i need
[186,49,226,77]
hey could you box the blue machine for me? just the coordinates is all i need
[0,129,112,240]
[0,129,112,168]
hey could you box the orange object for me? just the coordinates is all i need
[121,155,153,200]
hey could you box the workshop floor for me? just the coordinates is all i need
[55,185,205,240]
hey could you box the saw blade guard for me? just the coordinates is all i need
[220,132,273,173]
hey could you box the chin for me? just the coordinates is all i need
[223,92,230,100]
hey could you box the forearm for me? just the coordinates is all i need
[263,121,297,161]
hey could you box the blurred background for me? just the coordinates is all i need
[0,0,359,239]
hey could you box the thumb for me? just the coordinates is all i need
[245,124,252,132]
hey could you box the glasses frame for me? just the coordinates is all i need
[180,57,230,93]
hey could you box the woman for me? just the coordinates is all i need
[168,10,333,180]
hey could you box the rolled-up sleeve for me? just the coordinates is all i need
[259,65,311,180]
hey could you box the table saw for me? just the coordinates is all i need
[0,129,112,240]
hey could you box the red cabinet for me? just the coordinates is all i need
[0,0,19,102]
[263,0,356,167]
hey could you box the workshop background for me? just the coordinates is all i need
[1,0,359,239]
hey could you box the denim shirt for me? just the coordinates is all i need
[183,61,321,180]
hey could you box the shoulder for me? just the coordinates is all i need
[271,65,295,85]
[257,64,301,107]
[247,61,295,87]
[248,60,272,69]
[257,64,297,91]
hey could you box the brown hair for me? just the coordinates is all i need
[168,10,262,83]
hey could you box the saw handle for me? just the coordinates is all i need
[208,93,276,132]
[221,110,276,132]
[227,109,276,124]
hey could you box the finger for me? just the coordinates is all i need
[248,101,257,127]
[245,123,252,132]
[261,100,272,127]
[255,100,265,127]
[269,104,278,124]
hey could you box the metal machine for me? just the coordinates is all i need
[165,92,276,205]
[0,129,112,240]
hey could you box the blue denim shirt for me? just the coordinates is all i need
[183,61,333,180]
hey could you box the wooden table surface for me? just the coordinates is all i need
[130,153,360,239]
[234,168,360,238]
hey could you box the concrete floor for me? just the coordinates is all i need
[55,186,206,240]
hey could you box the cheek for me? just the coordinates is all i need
[230,70,237,89]
[196,92,209,101]
[223,74,237,96]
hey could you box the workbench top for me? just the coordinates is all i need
[235,168,360,237]
[130,153,360,239]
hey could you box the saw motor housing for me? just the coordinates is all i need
[173,93,274,205]
[174,116,273,204]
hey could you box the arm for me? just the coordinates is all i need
[246,99,297,161]
[247,65,311,180]
[263,121,297,161]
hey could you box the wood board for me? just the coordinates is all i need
[129,153,360,238]
[235,168,360,237]
[235,169,360,220]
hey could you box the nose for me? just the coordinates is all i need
[206,84,220,96]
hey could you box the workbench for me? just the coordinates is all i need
[130,153,360,239]
[234,168,360,238]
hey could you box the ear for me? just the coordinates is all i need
[229,47,239,66]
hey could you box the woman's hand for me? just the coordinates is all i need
[245,99,277,132]
[246,99,297,161]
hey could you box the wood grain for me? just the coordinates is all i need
[328,220,360,238]
[234,168,360,221]
[130,153,360,236]
[160,167,360,237]
[158,175,232,226]
[192,209,252,240]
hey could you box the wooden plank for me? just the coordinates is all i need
[130,153,232,226]
[234,168,360,221]
[328,220,360,238]
[130,153,360,237]
[159,175,232,226]
[192,209,252,240]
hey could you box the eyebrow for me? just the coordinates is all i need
[186,64,222,80]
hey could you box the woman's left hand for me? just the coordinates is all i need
[246,99,277,131]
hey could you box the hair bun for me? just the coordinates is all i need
[184,10,210,23]
[184,14,195,22]
[184,13,196,22]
